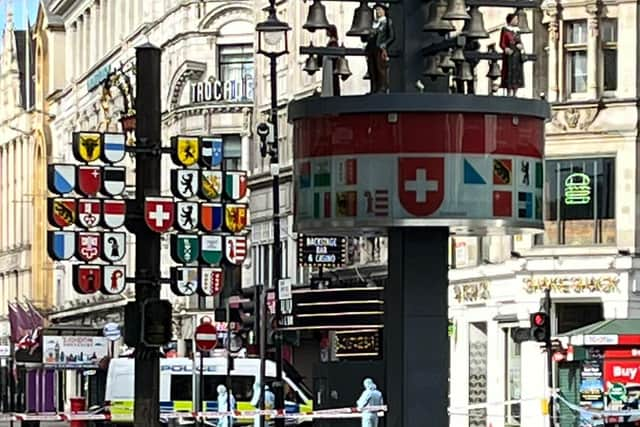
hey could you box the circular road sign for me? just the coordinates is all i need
[103,322,121,342]
[195,322,217,352]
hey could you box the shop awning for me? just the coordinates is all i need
[560,319,640,346]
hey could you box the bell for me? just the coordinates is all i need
[424,0,455,33]
[334,56,352,81]
[347,2,374,37]
[303,0,331,32]
[455,61,474,81]
[303,55,320,75]
[451,47,465,62]
[517,8,532,34]
[423,56,446,79]
[487,60,501,80]
[439,51,455,72]
[462,6,488,39]
[442,0,470,21]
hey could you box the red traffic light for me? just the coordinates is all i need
[532,312,547,327]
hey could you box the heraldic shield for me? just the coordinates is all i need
[175,202,199,232]
[171,136,200,167]
[171,234,200,264]
[72,132,102,163]
[199,267,223,297]
[224,235,247,265]
[200,235,223,265]
[224,171,248,201]
[48,164,76,195]
[102,200,126,229]
[199,136,223,168]
[170,267,198,296]
[101,133,126,164]
[77,199,102,229]
[199,203,223,232]
[144,198,175,233]
[76,232,102,262]
[47,230,75,261]
[199,170,223,200]
[171,169,199,199]
[76,166,103,197]
[48,198,76,228]
[102,232,126,263]
[73,264,102,294]
[224,203,248,233]
[102,166,126,196]
[102,265,126,295]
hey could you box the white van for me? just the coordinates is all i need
[105,357,313,425]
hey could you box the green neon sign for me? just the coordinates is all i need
[564,172,591,205]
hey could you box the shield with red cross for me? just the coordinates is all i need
[397,157,445,216]
[144,198,175,233]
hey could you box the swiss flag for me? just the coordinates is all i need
[397,157,445,216]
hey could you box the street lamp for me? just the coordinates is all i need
[256,4,289,427]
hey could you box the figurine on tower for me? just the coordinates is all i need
[365,2,395,94]
[500,12,525,96]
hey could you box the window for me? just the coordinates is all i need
[541,158,615,245]
[223,134,242,170]
[170,375,192,401]
[556,303,603,335]
[601,19,617,92]
[565,21,588,93]
[218,45,254,102]
[504,328,521,425]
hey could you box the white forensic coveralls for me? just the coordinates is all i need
[356,378,384,427]
[251,381,275,427]
[217,384,236,427]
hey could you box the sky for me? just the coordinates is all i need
[0,0,40,33]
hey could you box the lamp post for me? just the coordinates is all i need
[256,5,290,427]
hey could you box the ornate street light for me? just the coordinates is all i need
[256,4,289,427]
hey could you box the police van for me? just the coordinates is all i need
[105,357,313,425]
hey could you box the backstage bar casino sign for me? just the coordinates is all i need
[289,94,548,234]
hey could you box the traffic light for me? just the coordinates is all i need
[530,311,551,343]
[142,299,173,346]
[239,286,257,333]
[124,301,141,347]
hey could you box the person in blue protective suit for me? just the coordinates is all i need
[217,384,236,427]
[356,378,384,427]
[251,381,276,426]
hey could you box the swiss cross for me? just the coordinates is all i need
[149,204,170,227]
[404,169,438,203]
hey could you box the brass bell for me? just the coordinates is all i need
[334,56,352,81]
[517,8,532,34]
[439,50,455,72]
[304,55,320,75]
[451,47,465,62]
[443,0,470,21]
[347,2,374,37]
[462,6,488,39]
[423,56,446,79]
[487,60,501,80]
[455,61,473,81]
[303,0,332,32]
[424,0,455,33]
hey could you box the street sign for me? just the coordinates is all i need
[297,235,347,267]
[195,321,217,351]
[103,322,121,341]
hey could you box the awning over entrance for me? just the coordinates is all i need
[560,319,640,346]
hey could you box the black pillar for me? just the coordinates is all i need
[133,43,162,427]
[385,227,449,427]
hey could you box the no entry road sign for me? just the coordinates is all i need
[195,321,217,351]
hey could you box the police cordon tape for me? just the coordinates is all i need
[0,406,388,422]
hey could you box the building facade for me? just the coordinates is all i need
[30,0,255,408]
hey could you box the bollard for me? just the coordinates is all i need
[70,396,87,427]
